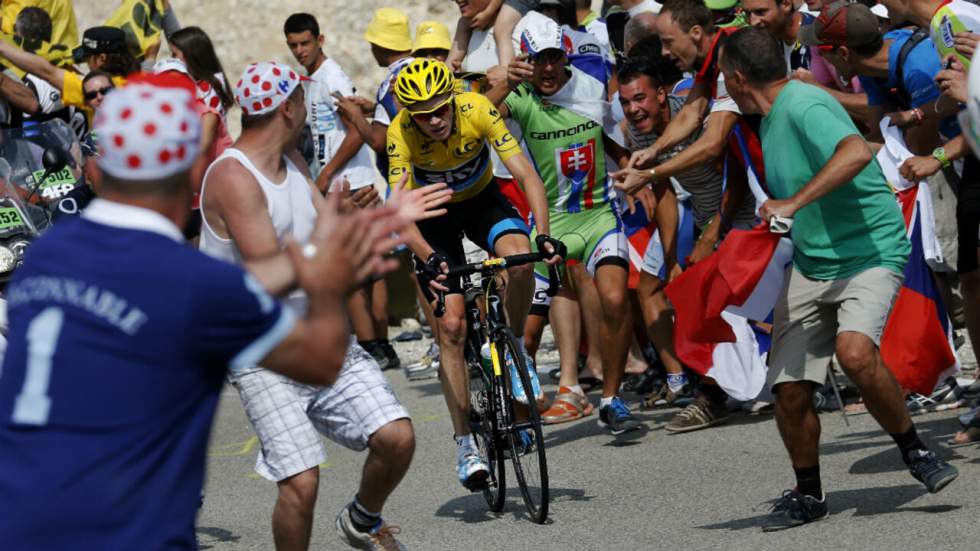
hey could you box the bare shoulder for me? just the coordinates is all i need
[204,156,268,211]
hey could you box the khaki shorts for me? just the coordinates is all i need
[768,266,903,389]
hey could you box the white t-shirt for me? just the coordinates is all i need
[462,29,522,179]
[709,73,741,115]
[463,29,498,73]
[305,58,375,189]
[628,0,663,16]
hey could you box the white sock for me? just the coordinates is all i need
[567,384,584,396]
[600,396,614,408]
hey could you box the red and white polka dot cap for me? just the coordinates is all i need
[94,79,201,181]
[234,61,307,116]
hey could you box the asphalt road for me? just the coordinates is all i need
[196,336,980,550]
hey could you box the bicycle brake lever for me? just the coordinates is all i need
[434,289,446,317]
[546,263,561,297]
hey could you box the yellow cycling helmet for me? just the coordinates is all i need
[394,58,455,113]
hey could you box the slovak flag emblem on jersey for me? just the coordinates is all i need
[556,139,596,213]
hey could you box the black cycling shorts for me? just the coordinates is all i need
[415,183,530,299]
[958,156,980,274]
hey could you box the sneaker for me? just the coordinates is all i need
[908,449,959,493]
[335,507,405,550]
[362,342,391,371]
[456,444,489,491]
[381,341,401,370]
[742,399,775,415]
[598,396,642,435]
[907,378,965,415]
[760,489,829,532]
[404,343,439,381]
[665,395,730,433]
[642,382,694,409]
[506,348,543,405]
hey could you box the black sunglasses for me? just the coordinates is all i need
[84,86,113,101]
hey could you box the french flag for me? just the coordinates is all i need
[664,226,792,400]
[875,118,959,394]
[659,122,786,401]
[881,186,959,395]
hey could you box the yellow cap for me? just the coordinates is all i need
[364,8,412,52]
[412,21,451,53]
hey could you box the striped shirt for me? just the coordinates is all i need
[626,94,756,230]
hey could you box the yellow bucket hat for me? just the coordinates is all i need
[412,21,451,53]
[364,8,412,52]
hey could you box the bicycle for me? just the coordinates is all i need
[432,252,560,524]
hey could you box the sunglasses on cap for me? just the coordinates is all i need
[84,86,114,101]
[409,95,454,122]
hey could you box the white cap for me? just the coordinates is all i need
[153,57,190,77]
[870,3,889,18]
[518,11,566,56]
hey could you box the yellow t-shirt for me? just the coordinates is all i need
[386,92,520,203]
[1,0,78,50]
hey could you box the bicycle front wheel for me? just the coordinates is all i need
[494,328,549,523]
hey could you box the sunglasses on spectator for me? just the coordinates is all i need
[531,49,565,65]
[84,86,114,101]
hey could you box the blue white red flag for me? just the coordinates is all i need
[664,225,792,400]
[881,186,959,394]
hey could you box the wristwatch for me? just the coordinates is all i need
[932,147,951,168]
[647,168,657,180]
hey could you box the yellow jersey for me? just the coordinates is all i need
[386,92,521,203]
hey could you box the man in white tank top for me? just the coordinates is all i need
[200,62,414,551]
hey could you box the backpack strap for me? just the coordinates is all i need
[876,28,930,110]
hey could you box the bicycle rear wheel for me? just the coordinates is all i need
[495,328,549,523]
[468,362,506,511]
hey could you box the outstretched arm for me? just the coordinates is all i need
[0,41,65,91]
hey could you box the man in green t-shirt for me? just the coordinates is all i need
[718,27,956,531]
[493,16,644,435]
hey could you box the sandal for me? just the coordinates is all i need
[541,389,594,425]
[623,366,660,394]
[948,414,980,447]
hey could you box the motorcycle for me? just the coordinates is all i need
[0,119,84,284]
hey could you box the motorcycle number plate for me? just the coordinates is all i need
[0,207,25,230]
[32,167,77,200]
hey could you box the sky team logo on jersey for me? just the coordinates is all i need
[555,139,596,214]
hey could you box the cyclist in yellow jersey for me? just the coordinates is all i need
[388,59,562,492]
[387,89,519,202]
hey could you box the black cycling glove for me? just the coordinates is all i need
[416,252,449,284]
[535,234,566,260]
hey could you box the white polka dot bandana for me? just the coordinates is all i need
[94,81,201,180]
[234,61,304,116]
